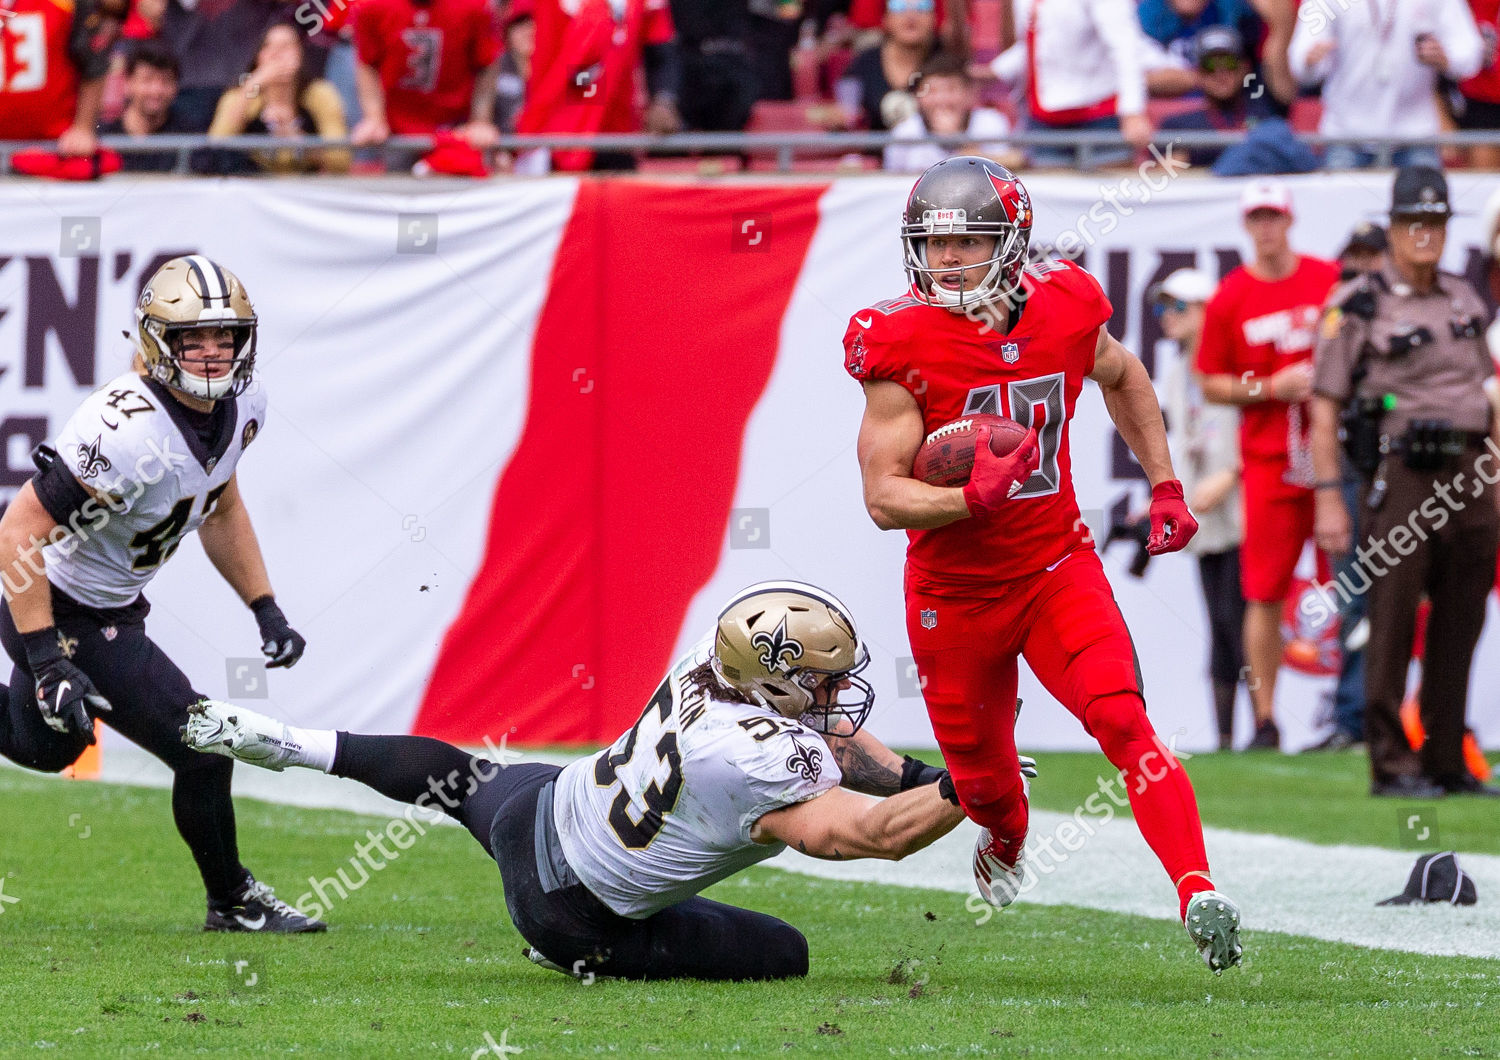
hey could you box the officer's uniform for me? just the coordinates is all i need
[1313,170,1500,793]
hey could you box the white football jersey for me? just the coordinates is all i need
[41,371,267,609]
[553,638,842,918]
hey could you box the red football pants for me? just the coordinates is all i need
[906,549,1209,890]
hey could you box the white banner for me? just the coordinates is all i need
[1,171,1496,753]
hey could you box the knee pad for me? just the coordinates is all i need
[1085,693,1172,773]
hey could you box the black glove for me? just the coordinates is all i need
[904,754,1039,809]
[22,628,112,742]
[251,596,306,669]
[900,754,947,791]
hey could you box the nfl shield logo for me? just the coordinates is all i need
[1000,341,1020,364]
[920,609,937,630]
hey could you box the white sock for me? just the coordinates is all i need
[280,725,338,772]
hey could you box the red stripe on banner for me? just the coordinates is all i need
[413,180,828,745]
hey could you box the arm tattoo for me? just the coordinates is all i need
[830,737,902,796]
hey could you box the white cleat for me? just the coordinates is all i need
[181,700,302,772]
[1185,890,1243,974]
[972,827,1026,908]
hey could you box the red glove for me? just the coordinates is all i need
[962,426,1040,518]
[1146,479,1198,554]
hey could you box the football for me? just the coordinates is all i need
[912,413,1031,487]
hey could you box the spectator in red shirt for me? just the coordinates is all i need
[518,0,682,172]
[1458,0,1500,168]
[1196,180,1341,752]
[350,0,503,152]
[0,0,124,156]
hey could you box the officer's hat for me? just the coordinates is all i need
[1389,165,1452,221]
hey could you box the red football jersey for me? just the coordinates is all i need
[1461,0,1500,104]
[844,261,1111,593]
[0,0,80,140]
[354,0,501,134]
[518,0,674,172]
[1195,255,1340,465]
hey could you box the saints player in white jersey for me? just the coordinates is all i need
[0,256,323,933]
[183,582,1009,980]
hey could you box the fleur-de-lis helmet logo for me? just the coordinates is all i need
[751,616,804,674]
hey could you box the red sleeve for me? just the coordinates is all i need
[1195,280,1238,376]
[643,0,675,45]
[353,1,385,67]
[842,312,908,388]
[1046,262,1111,376]
[471,0,502,69]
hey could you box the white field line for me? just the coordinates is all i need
[770,810,1500,960]
[9,747,1498,959]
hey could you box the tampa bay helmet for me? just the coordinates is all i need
[135,255,257,401]
[711,581,875,736]
[902,156,1033,312]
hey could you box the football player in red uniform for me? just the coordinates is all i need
[350,0,503,150]
[846,157,1241,973]
[1196,181,1341,751]
[0,0,124,156]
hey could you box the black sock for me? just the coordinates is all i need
[330,733,480,818]
[1213,679,1236,744]
[173,760,248,903]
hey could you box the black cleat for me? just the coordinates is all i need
[1435,774,1500,798]
[206,876,326,933]
[1246,719,1281,751]
[1370,775,1444,799]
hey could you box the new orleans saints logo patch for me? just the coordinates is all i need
[76,435,111,480]
[785,736,824,783]
[242,419,259,448]
[751,617,804,673]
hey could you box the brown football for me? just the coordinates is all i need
[912,413,1030,487]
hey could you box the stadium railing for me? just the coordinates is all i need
[5,131,1500,175]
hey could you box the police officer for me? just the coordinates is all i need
[1311,165,1500,799]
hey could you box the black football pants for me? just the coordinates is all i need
[331,733,809,981]
[0,593,248,901]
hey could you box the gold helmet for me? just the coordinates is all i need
[135,255,257,401]
[711,581,875,735]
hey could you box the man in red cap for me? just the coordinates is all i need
[1197,180,1341,750]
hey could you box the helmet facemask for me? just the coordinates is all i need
[790,645,875,737]
[902,212,1028,313]
[141,318,257,401]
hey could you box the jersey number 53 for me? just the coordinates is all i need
[593,678,685,850]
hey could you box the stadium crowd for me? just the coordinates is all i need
[4,0,1500,175]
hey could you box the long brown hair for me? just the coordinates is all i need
[246,22,313,103]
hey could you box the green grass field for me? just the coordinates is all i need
[2,754,1498,1058]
